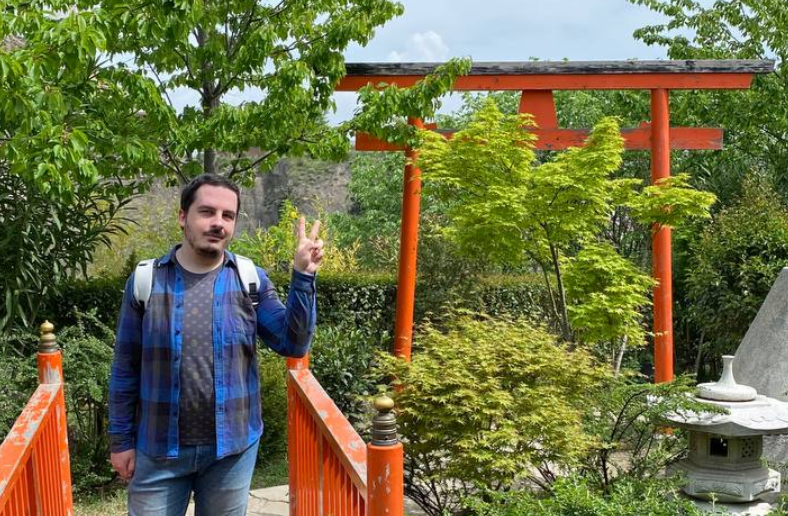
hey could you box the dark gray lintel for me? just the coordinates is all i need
[344,60,775,76]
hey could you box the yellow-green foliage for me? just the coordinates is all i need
[376,315,607,516]
[231,200,359,274]
[629,174,716,227]
[417,99,716,353]
[564,243,656,346]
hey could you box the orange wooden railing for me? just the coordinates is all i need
[0,322,73,516]
[287,356,403,516]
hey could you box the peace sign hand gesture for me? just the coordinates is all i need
[294,217,324,275]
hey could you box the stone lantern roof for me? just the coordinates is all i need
[667,356,788,437]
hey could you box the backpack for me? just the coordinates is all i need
[132,254,260,310]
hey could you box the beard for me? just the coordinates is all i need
[184,222,227,259]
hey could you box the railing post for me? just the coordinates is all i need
[367,396,403,516]
[37,321,73,514]
[287,354,309,516]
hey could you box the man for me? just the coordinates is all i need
[109,174,323,515]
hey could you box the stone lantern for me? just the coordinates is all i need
[667,355,788,503]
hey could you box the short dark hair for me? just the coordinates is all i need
[180,174,241,214]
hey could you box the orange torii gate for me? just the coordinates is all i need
[337,60,774,382]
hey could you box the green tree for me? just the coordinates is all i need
[329,152,406,269]
[417,100,715,358]
[630,0,788,202]
[0,4,171,332]
[0,1,468,331]
[680,175,788,374]
[92,0,470,182]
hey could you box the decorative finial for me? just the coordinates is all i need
[371,395,398,446]
[696,355,757,402]
[39,321,58,353]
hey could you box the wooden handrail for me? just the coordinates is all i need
[287,354,404,516]
[289,368,368,493]
[0,322,73,516]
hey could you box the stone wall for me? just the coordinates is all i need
[131,156,352,233]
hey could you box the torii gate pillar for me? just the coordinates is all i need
[651,88,673,382]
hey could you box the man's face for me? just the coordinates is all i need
[178,184,238,259]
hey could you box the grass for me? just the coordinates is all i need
[72,453,289,515]
[252,453,289,489]
[73,488,127,516]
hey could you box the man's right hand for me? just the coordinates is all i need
[111,449,135,481]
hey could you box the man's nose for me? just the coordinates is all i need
[210,217,226,231]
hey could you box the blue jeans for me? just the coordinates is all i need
[127,440,259,516]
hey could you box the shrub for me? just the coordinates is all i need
[0,170,133,334]
[0,332,39,440]
[465,477,711,516]
[39,270,552,343]
[472,273,550,322]
[375,315,608,516]
[268,271,398,337]
[38,275,127,329]
[309,323,385,427]
[59,312,117,494]
[258,348,289,462]
[578,374,717,493]
[231,200,360,275]
[0,313,119,494]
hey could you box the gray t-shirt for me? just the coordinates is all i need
[177,262,221,445]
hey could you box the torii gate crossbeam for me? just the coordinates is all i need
[338,60,774,381]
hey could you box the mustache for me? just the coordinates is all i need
[205,230,226,238]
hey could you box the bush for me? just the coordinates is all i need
[309,323,385,427]
[231,199,360,275]
[578,374,717,493]
[258,348,289,462]
[376,315,607,516]
[473,273,550,322]
[465,477,712,516]
[0,332,39,441]
[59,312,117,494]
[0,313,118,495]
[39,269,552,343]
[0,169,132,334]
[38,275,127,329]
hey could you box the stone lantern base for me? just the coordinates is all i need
[669,461,780,503]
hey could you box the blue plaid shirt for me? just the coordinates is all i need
[109,247,316,459]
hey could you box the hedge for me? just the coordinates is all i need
[37,270,549,335]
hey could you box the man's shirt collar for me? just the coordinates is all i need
[158,245,238,268]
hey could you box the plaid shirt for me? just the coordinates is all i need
[108,247,316,459]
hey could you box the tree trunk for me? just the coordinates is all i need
[695,332,705,378]
[614,335,628,375]
[549,243,571,341]
[538,260,561,329]
[197,24,219,176]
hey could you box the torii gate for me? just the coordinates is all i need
[337,60,774,381]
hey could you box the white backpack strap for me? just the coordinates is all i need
[133,259,156,310]
[234,254,260,306]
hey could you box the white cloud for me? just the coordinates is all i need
[386,30,450,62]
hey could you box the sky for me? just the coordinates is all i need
[173,0,674,123]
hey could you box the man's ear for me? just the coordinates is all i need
[178,209,186,230]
